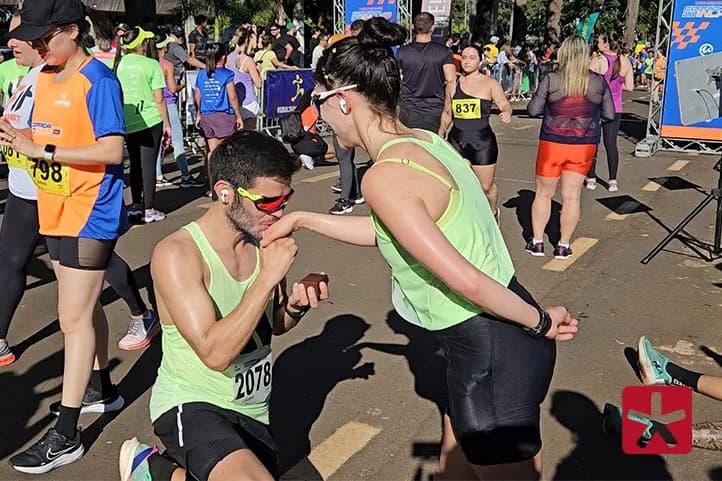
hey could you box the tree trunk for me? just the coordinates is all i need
[124,0,157,26]
[624,0,640,49]
[472,0,500,42]
[545,0,562,44]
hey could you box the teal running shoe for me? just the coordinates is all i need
[638,336,673,385]
[119,438,157,481]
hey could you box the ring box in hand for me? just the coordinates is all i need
[300,273,329,292]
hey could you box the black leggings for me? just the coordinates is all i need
[127,123,163,210]
[0,194,147,338]
[0,193,42,338]
[589,113,622,180]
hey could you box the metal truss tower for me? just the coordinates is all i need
[635,0,722,157]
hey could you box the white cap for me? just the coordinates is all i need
[490,35,499,44]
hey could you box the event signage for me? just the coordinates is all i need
[344,0,398,34]
[263,69,315,119]
[660,0,722,141]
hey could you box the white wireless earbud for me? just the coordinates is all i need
[339,99,348,114]
[221,189,229,202]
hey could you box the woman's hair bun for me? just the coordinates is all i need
[357,17,407,50]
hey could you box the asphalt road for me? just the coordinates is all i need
[1,90,721,481]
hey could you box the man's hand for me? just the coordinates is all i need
[259,237,297,286]
[287,277,329,311]
[499,110,512,123]
[544,306,579,341]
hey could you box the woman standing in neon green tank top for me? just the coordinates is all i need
[263,17,579,480]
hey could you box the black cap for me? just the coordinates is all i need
[171,26,185,38]
[9,0,86,42]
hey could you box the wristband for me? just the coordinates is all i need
[526,307,552,339]
[284,303,309,320]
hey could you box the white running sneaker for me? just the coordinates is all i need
[143,209,166,223]
[119,310,161,351]
[299,154,315,171]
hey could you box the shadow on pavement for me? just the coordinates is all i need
[271,314,374,477]
[701,346,722,369]
[0,354,120,462]
[358,310,447,414]
[503,189,562,246]
[550,390,672,480]
[360,311,447,481]
[710,466,722,480]
[619,112,648,143]
[0,350,64,461]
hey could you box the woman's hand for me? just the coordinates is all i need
[0,119,42,159]
[544,306,579,341]
[261,211,303,246]
[163,124,172,151]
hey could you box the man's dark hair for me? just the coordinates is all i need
[210,130,300,188]
[195,15,208,26]
[413,12,434,34]
[350,19,365,33]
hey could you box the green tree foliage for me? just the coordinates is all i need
[457,0,659,45]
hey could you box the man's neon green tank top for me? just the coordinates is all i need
[370,132,515,331]
[150,222,274,424]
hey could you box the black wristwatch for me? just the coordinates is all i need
[526,307,552,339]
[284,303,310,320]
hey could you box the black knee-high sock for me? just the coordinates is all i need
[55,406,80,439]
[666,362,702,391]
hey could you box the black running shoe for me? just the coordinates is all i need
[525,240,545,257]
[50,386,125,416]
[329,199,354,215]
[9,428,84,474]
[553,245,573,260]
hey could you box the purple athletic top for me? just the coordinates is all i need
[603,52,625,113]
[160,59,176,105]
[227,51,257,108]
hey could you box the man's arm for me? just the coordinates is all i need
[152,235,297,371]
[439,63,457,135]
[188,32,197,59]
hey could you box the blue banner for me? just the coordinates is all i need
[263,69,315,119]
[660,0,722,141]
[345,0,398,34]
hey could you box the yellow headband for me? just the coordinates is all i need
[126,27,154,50]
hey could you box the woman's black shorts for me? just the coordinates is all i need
[434,277,556,465]
[448,127,499,166]
[45,236,116,270]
